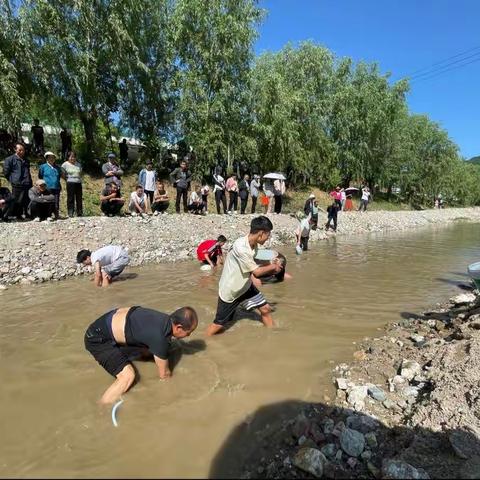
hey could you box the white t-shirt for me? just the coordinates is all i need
[219,235,259,303]
[130,191,146,206]
[213,174,225,192]
[91,245,125,267]
[189,191,201,204]
[296,218,310,238]
[362,189,371,202]
[144,170,156,191]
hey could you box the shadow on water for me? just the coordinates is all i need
[208,400,480,479]
[435,277,473,291]
[169,339,207,372]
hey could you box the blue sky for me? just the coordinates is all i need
[255,0,480,159]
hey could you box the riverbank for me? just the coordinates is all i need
[1,207,480,288]
[236,289,480,480]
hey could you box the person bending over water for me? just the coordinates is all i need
[252,252,292,287]
[77,245,130,287]
[196,235,227,268]
[206,216,283,336]
[84,306,198,404]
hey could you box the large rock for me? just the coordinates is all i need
[368,385,387,402]
[347,386,368,410]
[451,293,476,305]
[345,415,380,434]
[292,447,327,478]
[339,428,365,457]
[449,430,480,460]
[382,460,430,479]
[400,359,421,381]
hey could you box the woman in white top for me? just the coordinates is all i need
[213,166,227,214]
[61,150,83,217]
[129,185,149,215]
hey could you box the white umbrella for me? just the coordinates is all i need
[345,187,359,193]
[263,172,286,180]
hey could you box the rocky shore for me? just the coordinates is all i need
[235,289,480,479]
[0,207,480,289]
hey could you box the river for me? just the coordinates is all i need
[0,222,478,478]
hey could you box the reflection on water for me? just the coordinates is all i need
[0,222,479,477]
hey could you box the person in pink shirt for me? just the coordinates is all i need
[226,174,239,213]
[330,186,342,210]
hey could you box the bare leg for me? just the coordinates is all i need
[258,304,274,327]
[206,323,225,336]
[99,364,135,405]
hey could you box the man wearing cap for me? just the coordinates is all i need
[38,151,62,219]
[3,142,33,219]
[28,179,56,221]
[304,193,319,229]
[102,153,124,187]
[138,161,157,205]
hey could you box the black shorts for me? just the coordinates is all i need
[84,310,132,377]
[213,284,268,326]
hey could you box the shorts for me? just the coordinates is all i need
[84,310,131,377]
[102,252,129,278]
[213,284,268,326]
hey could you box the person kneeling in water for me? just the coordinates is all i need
[84,306,198,404]
[196,235,227,268]
[77,245,129,287]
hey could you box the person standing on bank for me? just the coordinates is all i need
[213,166,227,214]
[38,151,62,219]
[273,177,285,214]
[226,174,239,214]
[206,216,284,336]
[119,138,129,165]
[84,305,198,404]
[59,127,72,161]
[238,174,250,214]
[102,153,124,188]
[61,151,83,217]
[358,186,371,212]
[138,161,157,205]
[3,142,33,219]
[30,119,44,156]
[250,174,260,214]
[169,159,192,214]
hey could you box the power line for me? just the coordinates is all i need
[411,55,480,84]
[404,45,480,78]
[409,50,480,81]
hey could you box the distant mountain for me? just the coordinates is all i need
[468,156,480,164]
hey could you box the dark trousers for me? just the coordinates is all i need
[358,199,368,212]
[30,202,54,220]
[12,185,30,218]
[0,198,15,220]
[202,194,208,211]
[151,201,169,213]
[326,215,337,231]
[251,195,258,214]
[145,190,154,204]
[215,190,227,214]
[228,191,238,212]
[240,193,249,214]
[175,187,188,213]
[300,236,309,251]
[50,188,60,218]
[101,201,123,216]
[274,195,282,214]
[66,182,83,216]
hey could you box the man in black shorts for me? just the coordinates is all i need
[84,305,198,404]
[206,216,284,336]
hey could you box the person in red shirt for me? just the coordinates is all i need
[197,235,227,268]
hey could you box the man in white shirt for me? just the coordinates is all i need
[129,185,149,215]
[206,216,284,336]
[358,186,371,212]
[77,245,130,287]
[295,212,314,251]
[138,162,157,205]
[188,186,205,214]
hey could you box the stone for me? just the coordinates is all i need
[292,413,309,439]
[37,270,54,282]
[347,386,368,410]
[335,450,343,461]
[339,428,365,457]
[368,385,387,402]
[353,350,367,361]
[402,386,420,398]
[383,399,398,411]
[0,284,7,290]
[460,455,480,479]
[347,457,358,469]
[20,266,31,275]
[449,430,480,460]
[361,450,372,461]
[382,460,430,479]
[400,359,421,381]
[393,375,406,385]
[309,422,326,444]
[346,415,380,434]
[321,443,337,460]
[451,293,476,305]
[322,418,335,435]
[367,461,380,478]
[292,447,326,478]
[410,334,425,345]
[365,432,378,448]
[336,378,348,390]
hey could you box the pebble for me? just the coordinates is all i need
[292,447,326,478]
[382,459,430,479]
[339,428,365,457]
[400,359,421,381]
[345,415,379,434]
[367,385,387,402]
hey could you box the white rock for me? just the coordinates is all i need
[451,293,476,305]
[400,359,421,381]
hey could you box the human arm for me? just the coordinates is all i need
[203,252,216,268]
[3,157,11,180]
[38,165,44,180]
[169,168,178,185]
[94,261,102,287]
[251,262,283,279]
[154,356,171,379]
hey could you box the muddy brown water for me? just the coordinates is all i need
[0,222,479,478]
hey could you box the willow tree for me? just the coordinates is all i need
[19,0,141,162]
[173,0,264,176]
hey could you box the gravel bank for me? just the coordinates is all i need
[0,207,480,288]
[225,289,480,479]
